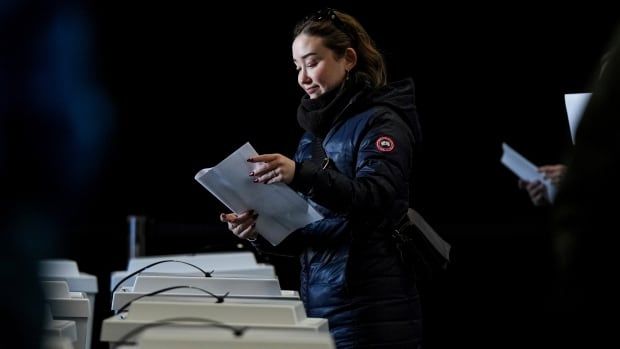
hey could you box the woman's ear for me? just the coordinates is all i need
[345,47,357,71]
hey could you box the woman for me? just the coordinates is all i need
[221,8,423,348]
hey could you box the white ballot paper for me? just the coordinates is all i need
[195,142,323,245]
[500,143,557,202]
[564,92,591,144]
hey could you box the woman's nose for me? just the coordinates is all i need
[299,70,312,85]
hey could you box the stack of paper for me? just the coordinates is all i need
[195,142,323,245]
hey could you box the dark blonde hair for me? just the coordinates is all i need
[294,9,387,88]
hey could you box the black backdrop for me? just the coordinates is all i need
[57,2,619,348]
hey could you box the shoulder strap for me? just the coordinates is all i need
[311,137,327,163]
[311,137,332,170]
[406,208,451,263]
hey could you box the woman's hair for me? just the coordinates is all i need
[294,9,387,88]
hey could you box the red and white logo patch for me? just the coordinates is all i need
[375,136,395,152]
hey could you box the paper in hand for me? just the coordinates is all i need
[500,142,557,201]
[195,142,323,245]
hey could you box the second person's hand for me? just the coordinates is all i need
[518,179,550,206]
[539,164,567,185]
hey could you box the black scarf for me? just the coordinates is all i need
[296,77,366,138]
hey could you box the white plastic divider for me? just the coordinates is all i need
[110,252,275,291]
[111,289,299,312]
[128,275,282,296]
[101,298,329,344]
[138,326,335,349]
[42,281,90,349]
[39,259,98,349]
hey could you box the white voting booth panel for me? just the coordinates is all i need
[110,252,276,291]
[42,281,90,349]
[45,320,78,342]
[111,265,276,291]
[130,275,281,295]
[101,299,329,343]
[44,304,78,343]
[40,259,99,293]
[42,336,76,349]
[40,259,97,349]
[137,327,335,349]
[111,289,300,312]
[129,252,258,270]
[127,299,307,324]
[112,268,295,312]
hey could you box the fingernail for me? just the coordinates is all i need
[252,213,259,219]
[247,158,254,162]
[219,213,226,221]
[249,171,254,176]
[252,178,258,183]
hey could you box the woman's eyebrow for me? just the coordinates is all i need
[294,52,318,63]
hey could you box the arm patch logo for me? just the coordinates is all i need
[375,136,395,152]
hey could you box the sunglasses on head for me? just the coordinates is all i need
[304,8,356,45]
[305,8,347,33]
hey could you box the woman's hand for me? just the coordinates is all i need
[220,210,258,240]
[248,153,296,184]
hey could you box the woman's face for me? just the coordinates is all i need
[292,34,351,99]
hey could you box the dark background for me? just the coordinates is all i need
[7,1,618,348]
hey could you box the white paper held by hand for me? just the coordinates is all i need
[195,142,323,245]
[500,142,557,202]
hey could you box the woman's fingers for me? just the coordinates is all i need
[231,219,257,239]
[237,222,257,239]
[248,154,295,184]
[251,164,280,184]
[220,211,258,240]
[219,213,235,222]
[248,154,279,163]
[221,210,254,223]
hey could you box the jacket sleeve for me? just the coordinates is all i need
[291,110,414,217]
[249,216,349,256]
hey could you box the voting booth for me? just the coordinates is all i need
[42,281,91,349]
[110,252,276,292]
[101,298,329,345]
[43,304,77,347]
[111,289,299,313]
[111,274,298,312]
[41,336,76,349]
[40,259,98,349]
[103,251,329,347]
[131,327,335,349]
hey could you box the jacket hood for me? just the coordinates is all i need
[365,78,422,143]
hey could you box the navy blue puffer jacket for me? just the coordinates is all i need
[259,78,422,348]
